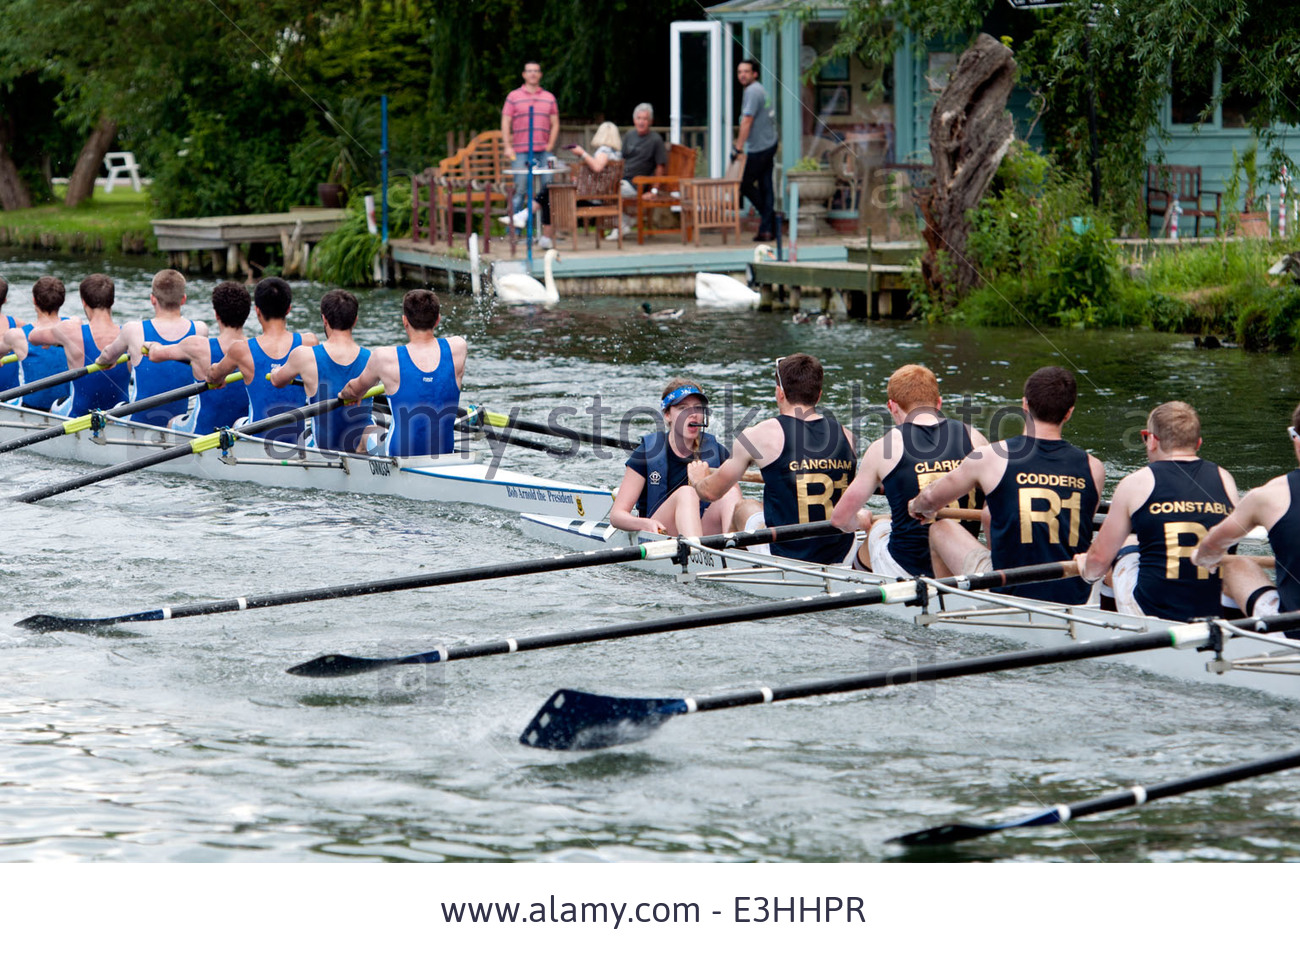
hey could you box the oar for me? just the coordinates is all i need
[287,559,1078,679]
[891,747,1300,848]
[520,608,1300,751]
[0,373,245,456]
[13,385,384,504]
[476,408,638,452]
[453,419,575,457]
[17,519,844,633]
[0,355,129,403]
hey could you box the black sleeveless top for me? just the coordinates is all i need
[1268,470,1300,628]
[985,435,1099,604]
[760,413,856,564]
[1129,459,1232,622]
[882,418,981,576]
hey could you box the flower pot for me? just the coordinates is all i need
[318,183,348,208]
[786,170,838,236]
[1235,211,1269,238]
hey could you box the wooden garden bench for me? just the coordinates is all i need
[1146,164,1221,237]
[411,131,515,252]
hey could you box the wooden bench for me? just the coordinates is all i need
[411,131,516,253]
[1146,164,1221,237]
[679,177,741,245]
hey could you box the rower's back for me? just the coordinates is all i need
[129,269,201,428]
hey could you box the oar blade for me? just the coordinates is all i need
[13,609,164,633]
[519,689,687,751]
[286,653,407,678]
[891,807,1064,848]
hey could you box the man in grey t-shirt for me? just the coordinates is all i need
[734,59,777,240]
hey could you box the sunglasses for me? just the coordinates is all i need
[774,355,787,391]
[1290,426,1299,441]
[1141,429,1157,443]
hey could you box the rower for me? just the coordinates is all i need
[0,276,74,411]
[830,363,989,576]
[206,277,318,445]
[689,353,857,565]
[1193,402,1300,634]
[1077,401,1239,622]
[268,289,373,454]
[909,366,1105,605]
[341,289,465,457]
[95,269,208,428]
[145,281,252,434]
[608,379,741,536]
[30,275,131,418]
[0,276,27,394]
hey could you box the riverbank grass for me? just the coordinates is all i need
[0,187,156,255]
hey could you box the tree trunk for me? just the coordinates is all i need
[0,123,33,210]
[921,34,1017,300]
[64,116,118,207]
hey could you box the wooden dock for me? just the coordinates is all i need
[151,208,347,279]
[750,238,922,316]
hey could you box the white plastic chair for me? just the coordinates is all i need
[103,152,142,193]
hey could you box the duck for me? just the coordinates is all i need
[639,302,685,319]
[492,248,559,306]
[694,244,775,309]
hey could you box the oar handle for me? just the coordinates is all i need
[477,408,639,451]
[936,507,983,521]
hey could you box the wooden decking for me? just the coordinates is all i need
[151,208,347,278]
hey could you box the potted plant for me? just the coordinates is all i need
[1226,140,1269,238]
[786,156,837,234]
[312,98,378,208]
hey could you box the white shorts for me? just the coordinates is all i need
[1111,549,1244,617]
[866,519,912,579]
[743,511,771,555]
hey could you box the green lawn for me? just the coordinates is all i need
[0,185,156,254]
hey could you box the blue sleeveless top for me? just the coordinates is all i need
[986,435,1099,605]
[1129,459,1232,622]
[132,319,198,427]
[309,344,372,452]
[759,414,857,564]
[386,339,460,457]
[68,324,131,416]
[0,316,19,392]
[19,322,71,411]
[246,334,305,444]
[191,338,249,434]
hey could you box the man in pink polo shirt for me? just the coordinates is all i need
[500,60,559,235]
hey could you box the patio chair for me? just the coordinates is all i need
[1146,164,1221,237]
[679,177,742,245]
[550,160,625,249]
[632,144,698,243]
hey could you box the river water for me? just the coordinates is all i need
[1,251,1298,864]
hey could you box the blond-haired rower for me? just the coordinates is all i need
[1077,401,1240,622]
[830,364,988,577]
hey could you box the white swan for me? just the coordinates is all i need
[493,248,559,306]
[694,244,775,309]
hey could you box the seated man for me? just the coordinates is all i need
[31,275,130,417]
[1193,401,1300,633]
[688,353,857,565]
[269,289,372,454]
[620,103,668,200]
[909,366,1105,605]
[206,277,318,445]
[147,281,251,434]
[96,269,208,427]
[341,289,466,458]
[830,364,988,577]
[0,276,74,411]
[1077,401,1239,622]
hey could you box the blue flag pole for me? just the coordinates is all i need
[381,95,389,245]
[526,105,535,269]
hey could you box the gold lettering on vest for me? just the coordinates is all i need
[1018,487,1082,547]
[1163,521,1212,579]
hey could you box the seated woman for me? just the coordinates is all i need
[609,379,741,536]
[536,122,627,246]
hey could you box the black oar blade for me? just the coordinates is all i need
[286,648,442,678]
[891,807,1063,848]
[519,689,687,751]
[13,610,162,633]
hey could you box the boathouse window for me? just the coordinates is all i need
[1168,57,1258,129]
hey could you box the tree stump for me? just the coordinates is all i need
[921,34,1017,300]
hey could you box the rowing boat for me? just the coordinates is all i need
[520,512,1300,702]
[0,400,612,520]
